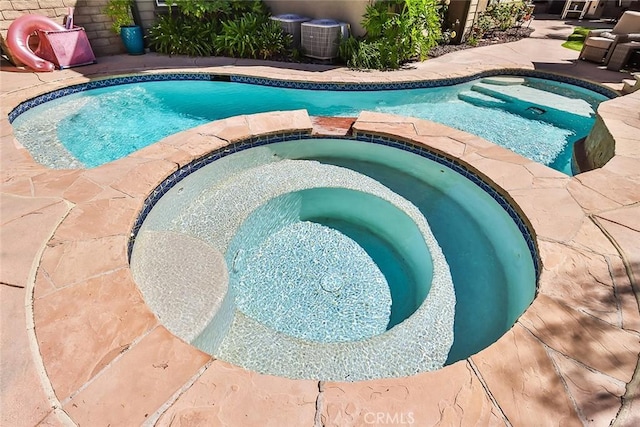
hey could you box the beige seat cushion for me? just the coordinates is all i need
[585,36,614,49]
[613,11,640,34]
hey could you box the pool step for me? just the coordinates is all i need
[458,90,508,109]
[469,82,594,117]
[481,76,526,86]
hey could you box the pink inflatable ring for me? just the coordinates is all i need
[7,15,65,72]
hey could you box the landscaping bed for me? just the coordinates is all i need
[428,27,535,58]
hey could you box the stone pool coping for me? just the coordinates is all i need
[2,64,639,425]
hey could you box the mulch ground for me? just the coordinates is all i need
[428,27,535,58]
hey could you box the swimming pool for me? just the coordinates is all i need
[9,72,611,175]
[130,137,537,380]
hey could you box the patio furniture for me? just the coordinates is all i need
[561,0,589,20]
[606,41,640,70]
[579,10,640,64]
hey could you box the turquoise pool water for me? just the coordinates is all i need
[10,76,607,174]
[131,138,536,380]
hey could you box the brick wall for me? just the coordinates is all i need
[1,0,126,63]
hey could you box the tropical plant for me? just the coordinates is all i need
[361,0,400,39]
[148,11,217,56]
[148,1,290,59]
[215,14,260,58]
[405,0,443,59]
[471,14,494,40]
[256,19,293,59]
[173,0,267,20]
[352,41,384,69]
[338,36,360,65]
[214,13,291,59]
[348,0,445,70]
[104,0,135,34]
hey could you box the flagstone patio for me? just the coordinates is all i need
[1,18,639,427]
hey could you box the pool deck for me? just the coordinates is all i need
[1,18,639,426]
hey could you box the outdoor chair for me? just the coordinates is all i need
[579,10,640,64]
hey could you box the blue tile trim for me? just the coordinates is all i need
[128,133,541,280]
[9,69,617,123]
[229,69,618,98]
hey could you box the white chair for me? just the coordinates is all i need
[579,11,640,64]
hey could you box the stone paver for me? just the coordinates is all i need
[156,360,318,427]
[519,294,640,384]
[34,268,158,400]
[1,285,52,426]
[321,360,505,426]
[1,17,639,427]
[547,348,626,426]
[63,326,211,426]
[471,324,582,426]
[0,194,70,426]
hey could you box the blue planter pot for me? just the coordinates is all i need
[120,25,145,55]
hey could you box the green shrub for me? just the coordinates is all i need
[215,13,291,59]
[173,0,266,20]
[148,0,447,68]
[104,0,135,35]
[148,1,290,60]
[215,13,263,58]
[471,1,529,39]
[148,12,217,56]
[406,0,443,59]
[352,0,445,70]
[256,19,293,59]
[351,41,384,69]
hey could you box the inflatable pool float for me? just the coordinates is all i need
[7,15,95,72]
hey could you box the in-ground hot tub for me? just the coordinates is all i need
[130,137,537,381]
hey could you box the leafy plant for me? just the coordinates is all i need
[338,36,360,65]
[173,0,267,20]
[354,0,446,69]
[104,0,135,34]
[471,1,529,39]
[405,0,443,59]
[362,0,401,39]
[256,19,293,59]
[215,13,263,57]
[471,14,494,40]
[214,13,291,59]
[352,41,384,69]
[148,1,291,59]
[148,11,217,56]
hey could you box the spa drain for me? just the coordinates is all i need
[320,271,345,293]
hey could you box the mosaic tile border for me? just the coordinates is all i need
[8,69,618,123]
[229,68,619,98]
[128,132,540,280]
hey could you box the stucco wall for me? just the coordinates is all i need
[1,0,125,62]
[135,0,155,33]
